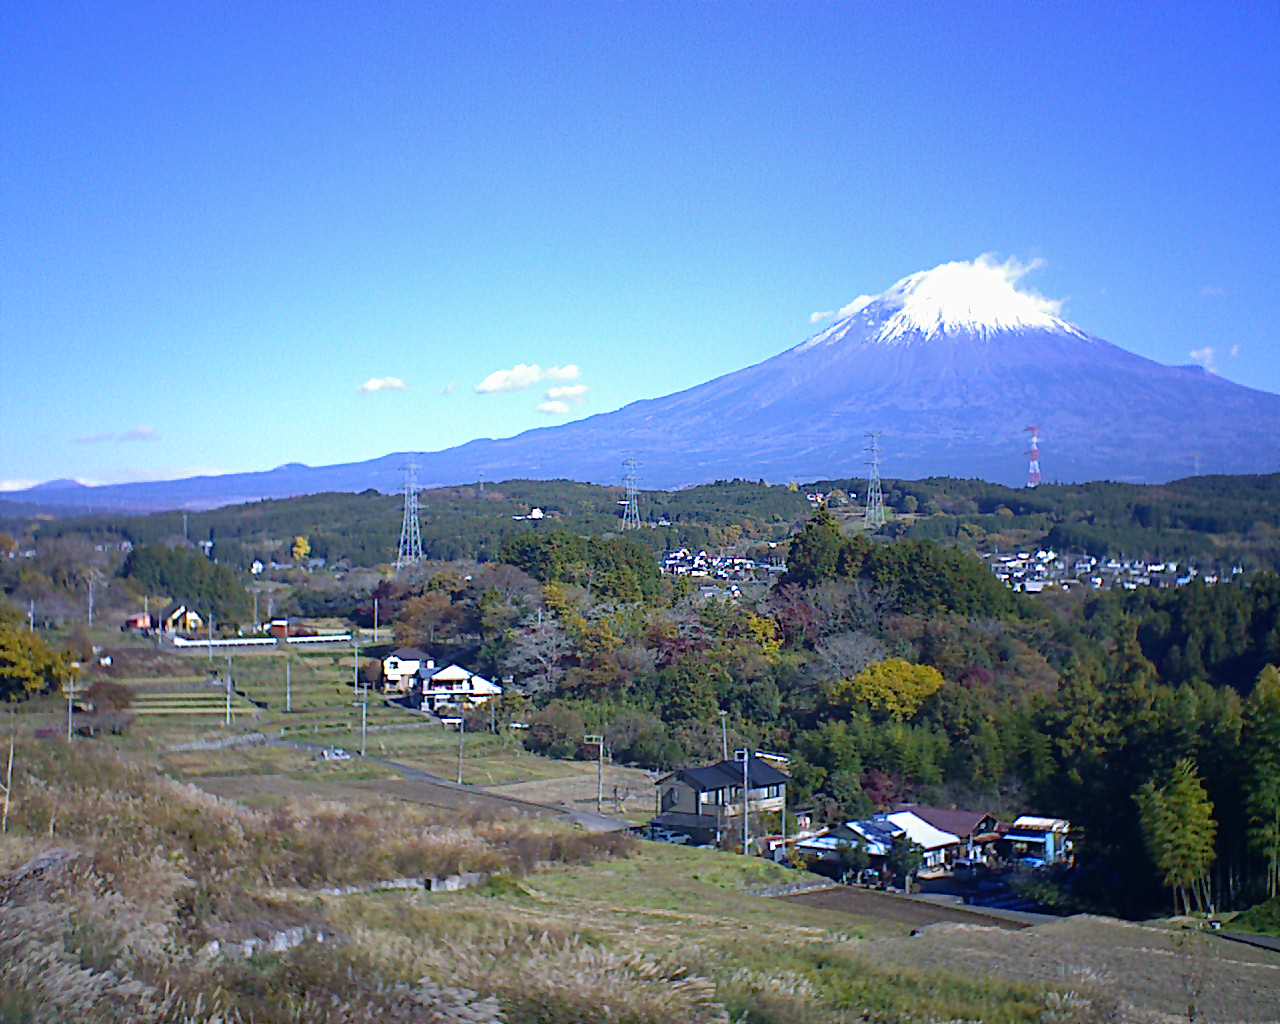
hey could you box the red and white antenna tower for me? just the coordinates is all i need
[1025,426,1042,488]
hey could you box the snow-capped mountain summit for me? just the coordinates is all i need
[8,257,1279,510]
[800,255,1087,349]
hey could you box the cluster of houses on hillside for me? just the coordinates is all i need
[648,755,1071,879]
[982,548,1243,594]
[660,548,785,583]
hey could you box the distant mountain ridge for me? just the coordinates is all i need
[7,256,1279,512]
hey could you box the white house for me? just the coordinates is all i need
[883,811,961,868]
[382,647,432,693]
[420,663,502,711]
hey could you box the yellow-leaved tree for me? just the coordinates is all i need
[827,658,944,720]
[291,536,311,563]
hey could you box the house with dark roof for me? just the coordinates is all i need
[382,647,432,693]
[651,755,789,846]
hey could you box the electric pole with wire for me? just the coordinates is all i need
[1,710,15,833]
[735,747,752,856]
[456,714,465,784]
[585,734,605,814]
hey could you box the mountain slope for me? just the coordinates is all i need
[8,256,1279,510]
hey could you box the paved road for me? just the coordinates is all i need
[1218,930,1280,955]
[271,738,632,832]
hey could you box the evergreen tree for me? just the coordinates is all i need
[1136,758,1218,915]
[781,509,844,587]
[1244,665,1280,897]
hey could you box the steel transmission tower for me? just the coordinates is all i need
[396,462,424,572]
[863,433,886,530]
[1025,426,1042,488]
[621,458,641,530]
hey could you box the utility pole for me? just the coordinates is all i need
[66,675,77,741]
[86,572,96,627]
[252,590,259,631]
[225,655,233,726]
[207,612,214,661]
[0,711,13,829]
[352,639,360,696]
[736,747,751,856]
[285,657,292,713]
[354,683,368,757]
[1,710,14,834]
[719,710,729,761]
[373,597,379,643]
[585,734,604,814]
[456,714,465,784]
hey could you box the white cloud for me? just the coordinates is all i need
[75,425,160,444]
[836,294,878,318]
[809,294,879,326]
[440,381,458,396]
[1230,344,1241,358]
[0,479,39,492]
[546,384,589,401]
[1189,346,1217,373]
[359,376,408,394]
[475,363,580,394]
[537,399,571,415]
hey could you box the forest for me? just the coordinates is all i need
[3,476,1280,919]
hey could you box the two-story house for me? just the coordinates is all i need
[382,647,431,693]
[651,755,788,846]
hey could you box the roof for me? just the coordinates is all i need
[660,756,789,791]
[387,647,429,661]
[429,663,484,682]
[883,811,961,851]
[891,804,997,838]
[1012,815,1070,833]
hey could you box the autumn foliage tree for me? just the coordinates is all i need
[826,658,944,720]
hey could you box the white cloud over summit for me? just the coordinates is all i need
[475,363,580,394]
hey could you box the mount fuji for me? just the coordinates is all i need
[9,256,1280,511]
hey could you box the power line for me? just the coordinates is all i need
[396,461,424,572]
[863,432,886,530]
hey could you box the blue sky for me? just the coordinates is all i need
[3,1,1277,487]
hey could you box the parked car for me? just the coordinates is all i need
[321,747,352,762]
